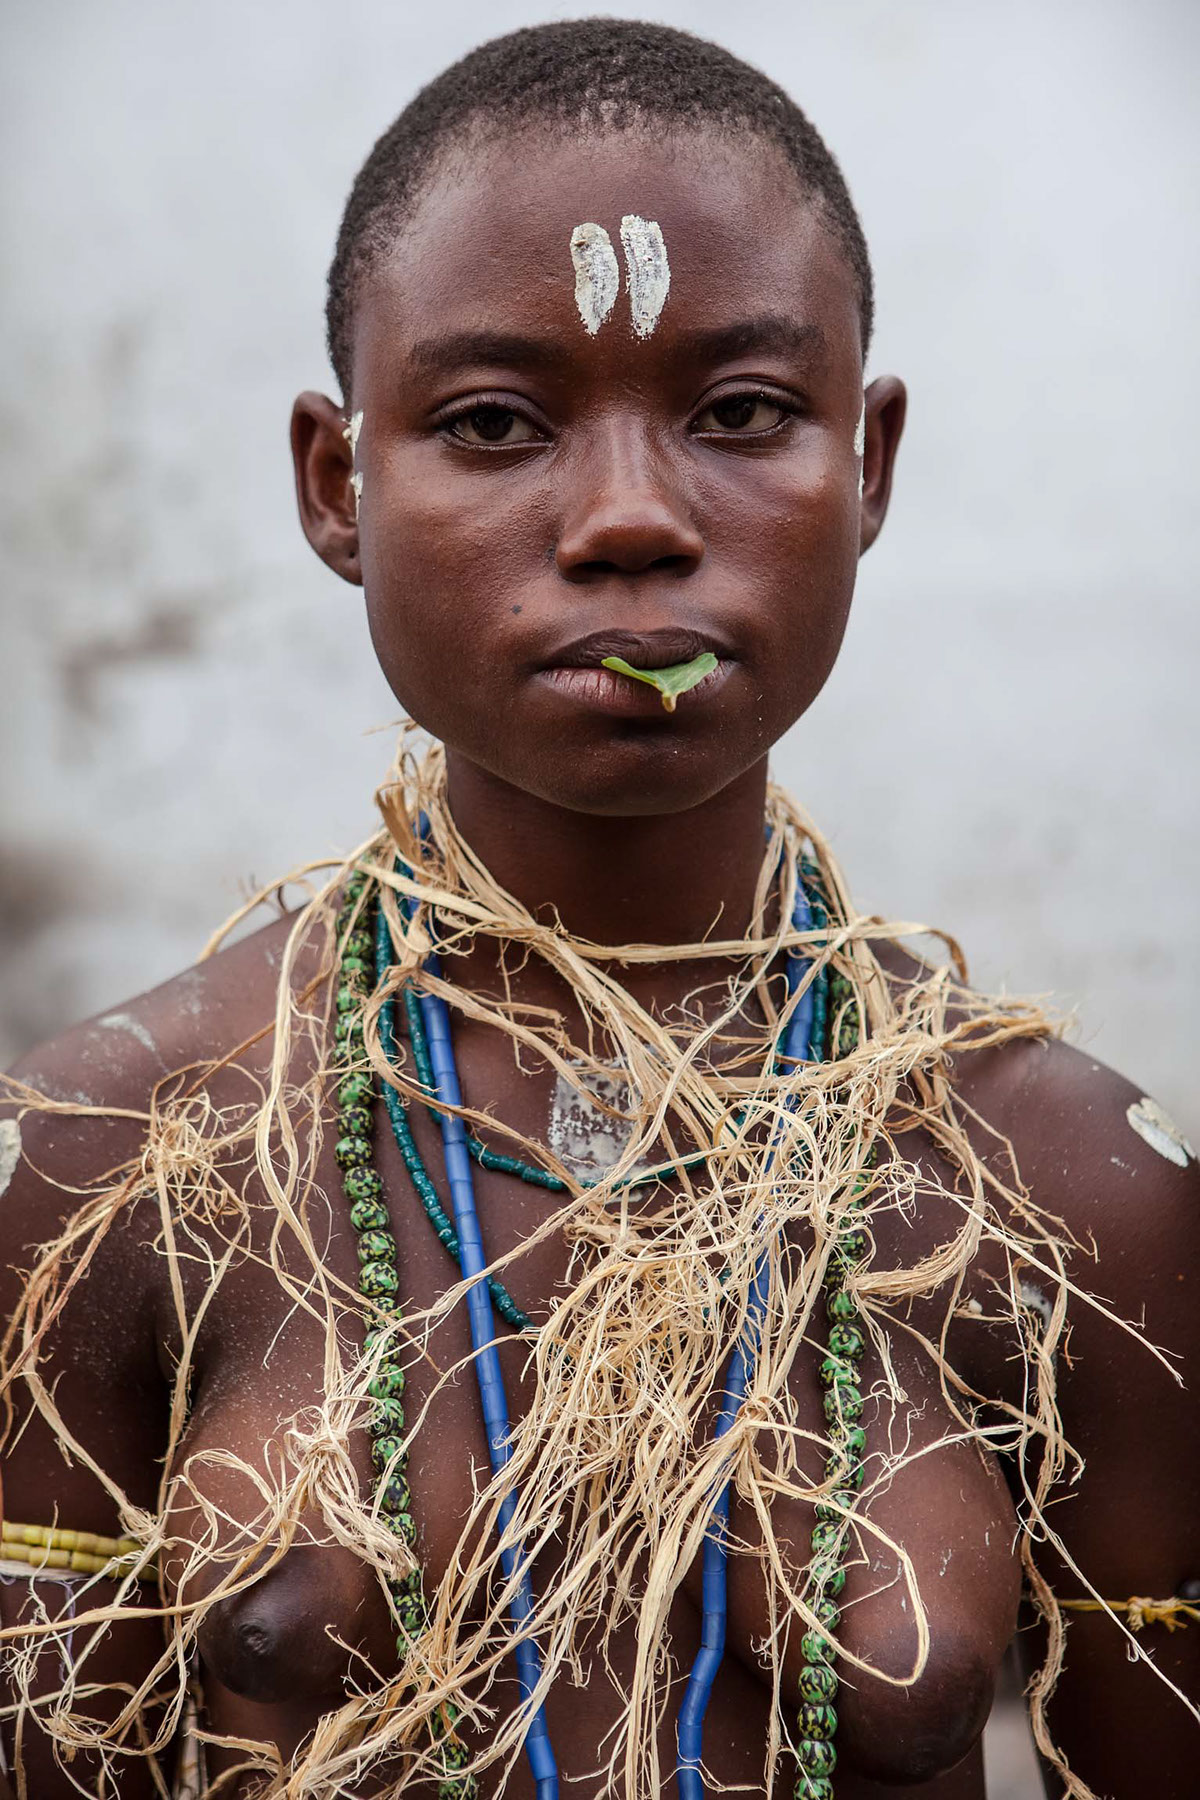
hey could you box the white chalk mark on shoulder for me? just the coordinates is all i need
[0,1119,21,1199]
[98,1010,159,1060]
[569,224,620,335]
[620,216,670,338]
[1126,1096,1195,1168]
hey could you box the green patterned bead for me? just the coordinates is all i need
[387,1511,416,1544]
[340,955,370,984]
[814,1596,841,1631]
[397,1600,426,1636]
[825,1288,859,1324]
[350,1195,389,1232]
[357,1229,397,1264]
[342,930,372,961]
[819,1356,856,1390]
[393,1568,423,1599]
[793,1776,833,1800]
[368,1363,406,1400]
[344,1167,384,1204]
[370,1398,407,1436]
[828,1323,865,1361]
[798,1702,837,1740]
[800,1631,834,1665]
[822,1384,863,1425]
[798,1662,838,1704]
[810,1521,844,1558]
[440,1736,471,1769]
[797,1738,837,1778]
[363,1322,395,1356]
[835,1229,869,1265]
[334,1013,364,1050]
[360,1259,400,1299]
[385,1476,413,1519]
[340,1104,373,1140]
[336,983,365,1015]
[344,872,368,899]
[372,1434,405,1470]
[432,1704,461,1739]
[813,1563,847,1598]
[815,1489,857,1524]
[338,1071,374,1109]
[439,1783,472,1800]
[336,1135,373,1169]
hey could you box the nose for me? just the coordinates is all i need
[554,425,705,581]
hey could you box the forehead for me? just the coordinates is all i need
[356,127,862,376]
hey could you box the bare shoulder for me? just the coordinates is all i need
[1,909,327,1268]
[954,1030,1198,1282]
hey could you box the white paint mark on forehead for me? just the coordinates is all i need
[343,410,364,518]
[620,215,670,338]
[0,1119,20,1199]
[1127,1096,1195,1168]
[570,223,620,335]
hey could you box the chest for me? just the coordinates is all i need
[174,1035,1025,1789]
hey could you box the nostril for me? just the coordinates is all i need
[567,551,696,582]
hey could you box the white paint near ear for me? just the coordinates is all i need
[1127,1096,1195,1167]
[343,410,364,517]
[620,215,670,338]
[0,1118,20,1199]
[570,223,620,335]
[855,401,866,497]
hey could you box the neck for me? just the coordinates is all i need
[443,753,772,948]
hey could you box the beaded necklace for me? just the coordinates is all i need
[331,861,869,1800]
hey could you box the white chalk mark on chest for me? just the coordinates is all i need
[0,1119,20,1199]
[1126,1096,1195,1168]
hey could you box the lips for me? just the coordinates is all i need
[536,627,732,714]
[538,626,730,671]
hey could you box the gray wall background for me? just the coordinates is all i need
[2,0,1197,1147]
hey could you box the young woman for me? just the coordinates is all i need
[2,22,1196,1800]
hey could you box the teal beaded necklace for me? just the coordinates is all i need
[331,864,871,1800]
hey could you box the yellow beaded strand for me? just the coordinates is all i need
[1,1520,144,1578]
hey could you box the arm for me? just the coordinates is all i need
[1,1034,175,1798]
[988,1043,1200,1796]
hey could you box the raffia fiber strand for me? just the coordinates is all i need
[1,729,1192,1798]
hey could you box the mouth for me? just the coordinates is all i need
[537,628,733,715]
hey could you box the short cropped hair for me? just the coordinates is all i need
[326,19,873,398]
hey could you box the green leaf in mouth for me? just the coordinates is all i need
[599,651,719,713]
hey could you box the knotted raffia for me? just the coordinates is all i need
[0,731,1187,1798]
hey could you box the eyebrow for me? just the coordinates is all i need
[404,314,827,378]
[675,315,828,367]
[406,331,565,376]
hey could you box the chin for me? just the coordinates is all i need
[500,731,767,819]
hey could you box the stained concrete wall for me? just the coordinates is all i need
[2,0,1197,1143]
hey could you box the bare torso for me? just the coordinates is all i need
[3,912,1197,1798]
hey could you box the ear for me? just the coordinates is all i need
[858,375,907,556]
[291,391,363,586]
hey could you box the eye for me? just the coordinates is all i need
[446,405,540,446]
[693,392,791,435]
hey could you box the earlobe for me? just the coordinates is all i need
[858,375,907,557]
[290,390,364,587]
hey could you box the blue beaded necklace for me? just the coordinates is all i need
[339,852,868,1800]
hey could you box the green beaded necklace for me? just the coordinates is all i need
[331,866,871,1800]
